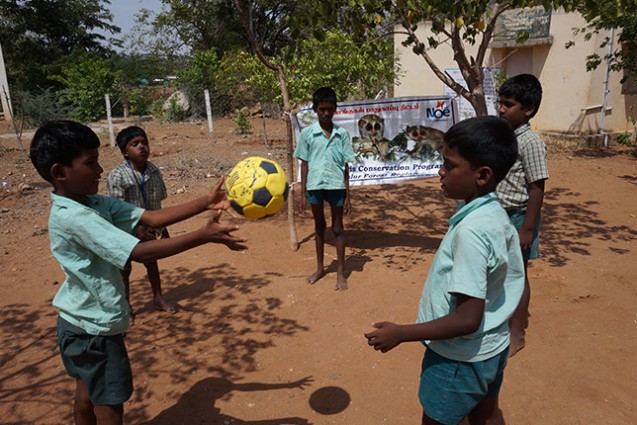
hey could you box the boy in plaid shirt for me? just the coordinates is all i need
[497,74,549,357]
[107,126,175,316]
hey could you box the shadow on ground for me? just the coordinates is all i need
[542,187,637,267]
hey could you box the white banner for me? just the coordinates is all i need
[291,96,459,186]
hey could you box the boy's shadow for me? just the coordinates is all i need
[140,375,313,425]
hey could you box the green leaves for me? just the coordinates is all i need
[51,55,123,122]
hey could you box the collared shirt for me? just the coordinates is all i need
[107,160,167,211]
[496,123,549,210]
[294,121,356,191]
[417,192,525,362]
[49,193,143,335]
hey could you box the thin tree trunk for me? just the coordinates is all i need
[232,0,299,251]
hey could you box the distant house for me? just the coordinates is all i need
[394,7,637,135]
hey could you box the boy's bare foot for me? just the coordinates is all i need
[509,332,526,357]
[154,297,178,313]
[307,269,326,284]
[335,274,348,291]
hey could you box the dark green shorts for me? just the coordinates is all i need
[56,316,133,405]
[306,189,346,206]
[419,347,509,424]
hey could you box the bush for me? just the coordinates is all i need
[16,88,72,127]
[50,55,122,122]
[617,132,633,146]
[233,109,252,134]
[125,87,155,116]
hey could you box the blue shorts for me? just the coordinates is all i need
[56,317,133,405]
[419,347,509,425]
[306,189,346,206]
[507,209,541,260]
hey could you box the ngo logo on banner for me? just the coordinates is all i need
[426,101,452,121]
[292,96,458,186]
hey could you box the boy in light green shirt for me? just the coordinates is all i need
[294,87,356,290]
[30,120,247,425]
[365,116,524,425]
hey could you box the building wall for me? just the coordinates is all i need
[394,9,636,134]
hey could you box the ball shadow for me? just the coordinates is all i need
[308,386,351,415]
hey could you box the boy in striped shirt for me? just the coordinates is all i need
[496,74,549,357]
[108,126,175,316]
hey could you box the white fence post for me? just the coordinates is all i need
[105,94,115,147]
[204,89,214,141]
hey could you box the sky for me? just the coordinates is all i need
[106,0,162,35]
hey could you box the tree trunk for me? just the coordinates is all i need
[233,0,299,251]
[284,112,299,251]
[470,95,489,117]
[277,69,300,251]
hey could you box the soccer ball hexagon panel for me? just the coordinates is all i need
[226,156,289,219]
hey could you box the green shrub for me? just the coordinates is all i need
[50,55,122,122]
[17,88,72,127]
[125,88,155,116]
[617,132,633,146]
[233,109,252,134]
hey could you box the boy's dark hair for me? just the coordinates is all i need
[30,120,100,183]
[116,125,148,153]
[498,73,542,118]
[312,87,337,110]
[444,116,518,183]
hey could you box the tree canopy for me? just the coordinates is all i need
[3,0,633,124]
[0,0,119,91]
[569,0,637,84]
[306,0,583,116]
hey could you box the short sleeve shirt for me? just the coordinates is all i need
[107,160,167,211]
[294,121,356,190]
[417,193,525,362]
[496,124,549,210]
[49,193,143,335]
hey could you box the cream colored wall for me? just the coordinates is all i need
[395,10,635,133]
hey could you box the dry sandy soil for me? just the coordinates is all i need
[1,116,636,425]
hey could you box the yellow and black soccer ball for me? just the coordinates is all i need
[226,156,289,219]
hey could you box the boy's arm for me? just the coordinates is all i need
[139,177,236,228]
[298,160,308,214]
[364,294,484,353]
[520,179,545,252]
[344,164,352,215]
[106,169,126,200]
[130,210,247,263]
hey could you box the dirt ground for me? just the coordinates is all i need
[1,116,636,425]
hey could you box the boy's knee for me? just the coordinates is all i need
[314,220,327,234]
[332,223,344,237]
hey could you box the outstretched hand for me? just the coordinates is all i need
[206,176,239,218]
[203,210,248,251]
[364,321,402,353]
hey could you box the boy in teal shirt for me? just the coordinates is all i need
[294,87,356,290]
[30,120,247,425]
[365,116,524,425]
